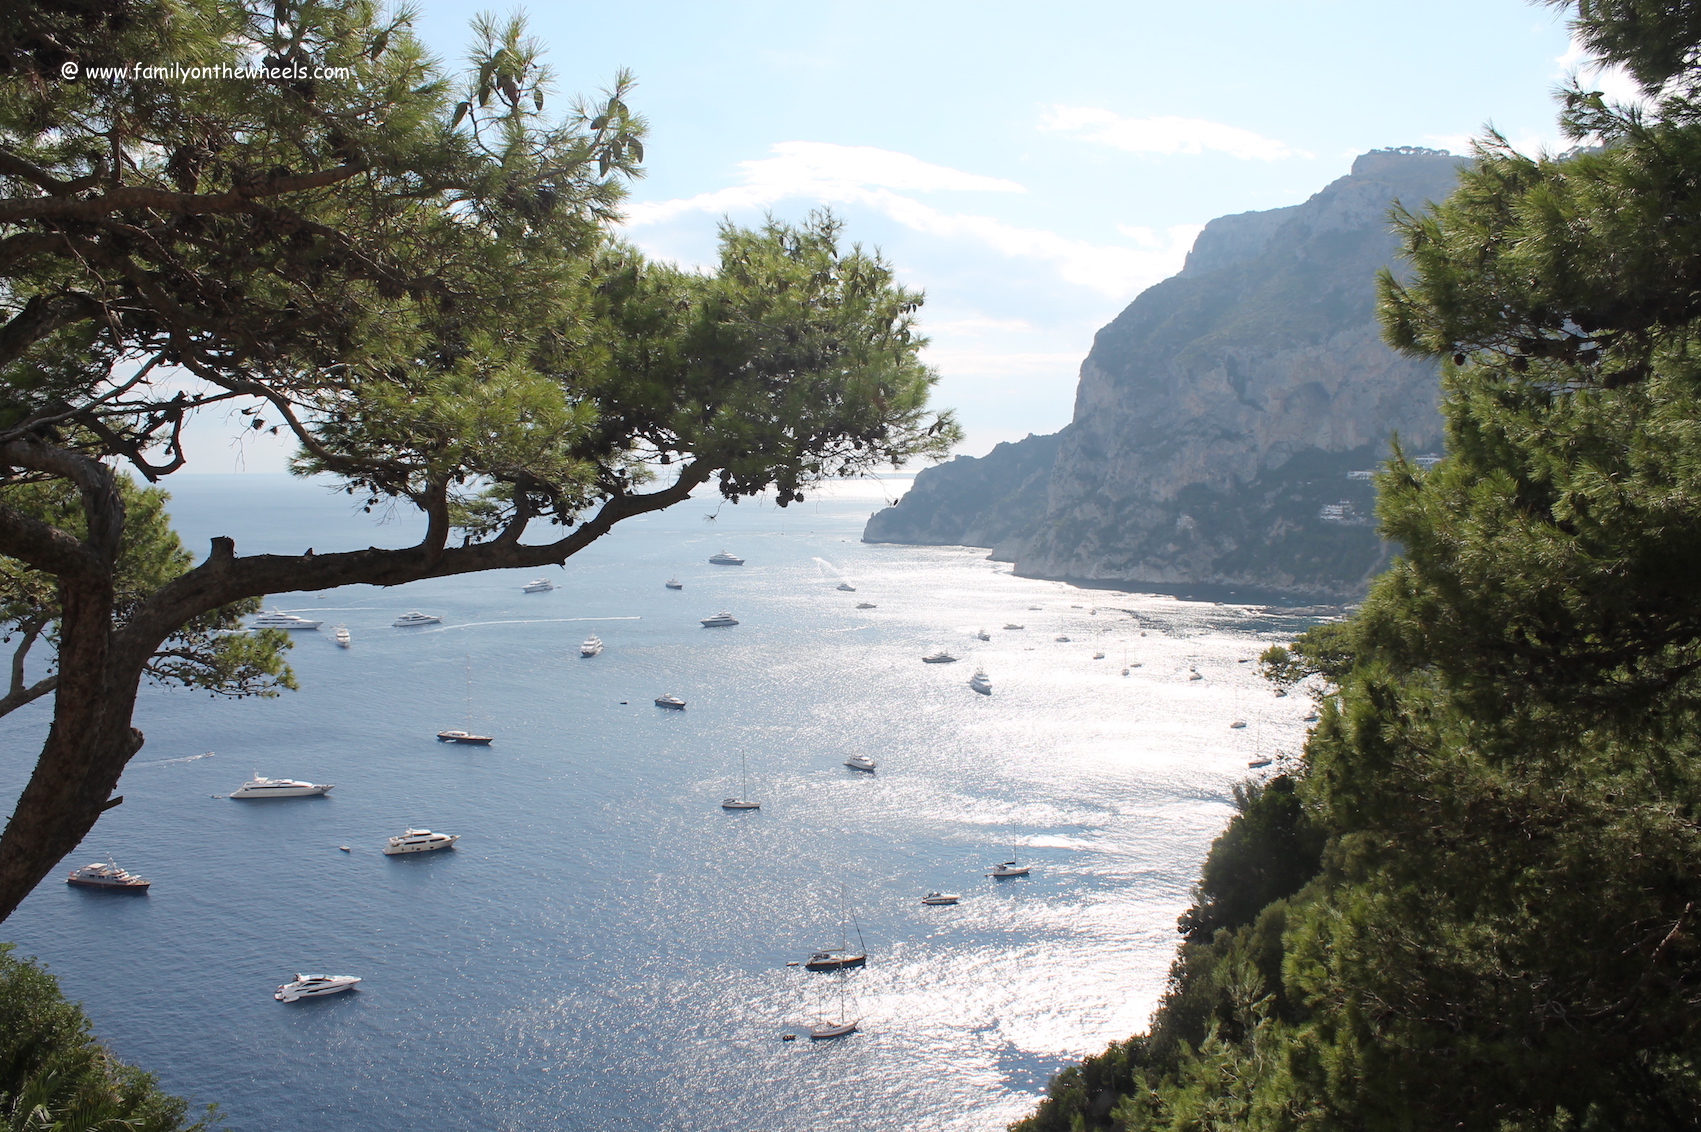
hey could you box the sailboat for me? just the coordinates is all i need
[436,656,492,744]
[804,885,867,971]
[987,841,1031,877]
[721,753,760,810]
[808,970,860,1040]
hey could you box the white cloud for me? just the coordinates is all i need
[1040,106,1309,161]
[621,142,1202,297]
[1556,33,1645,108]
[622,141,1023,226]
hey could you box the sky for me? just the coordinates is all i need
[185,0,1625,472]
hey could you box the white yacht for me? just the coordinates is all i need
[921,651,958,664]
[1093,651,1105,659]
[522,579,555,593]
[435,729,492,745]
[700,611,739,628]
[580,636,604,657]
[1003,623,1024,630]
[274,974,360,1002]
[655,694,686,710]
[393,611,442,627]
[230,774,332,799]
[975,629,991,641]
[969,669,992,696]
[987,859,1031,878]
[333,626,351,648]
[920,891,960,906]
[708,551,744,566]
[383,828,459,855]
[1230,720,1247,729]
[1189,670,1204,681]
[843,755,876,773]
[836,582,856,592]
[66,860,150,891]
[665,578,683,589]
[251,610,323,631]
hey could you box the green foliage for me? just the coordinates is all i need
[0,943,215,1130]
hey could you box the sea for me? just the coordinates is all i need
[0,473,1333,1131]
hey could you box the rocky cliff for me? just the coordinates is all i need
[865,148,1462,600]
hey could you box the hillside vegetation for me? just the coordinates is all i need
[1013,2,1701,1127]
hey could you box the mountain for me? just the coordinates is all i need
[865,148,1464,600]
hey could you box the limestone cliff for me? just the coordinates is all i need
[865,148,1462,600]
[862,430,1062,556]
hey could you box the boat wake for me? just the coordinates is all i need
[132,751,216,769]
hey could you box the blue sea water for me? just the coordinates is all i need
[0,474,1330,1131]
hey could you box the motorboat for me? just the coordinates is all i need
[1092,652,1105,659]
[1230,720,1247,729]
[522,579,556,593]
[250,610,322,631]
[920,891,960,905]
[1055,635,1071,642]
[274,974,360,1001]
[700,611,739,628]
[392,611,441,627]
[580,635,604,657]
[921,651,958,664]
[1003,623,1024,630]
[383,828,459,855]
[1028,606,1043,611]
[333,626,351,648]
[655,694,686,710]
[1304,712,1320,723]
[856,602,877,609]
[976,629,991,641]
[1249,757,1274,769]
[435,729,493,745]
[1189,670,1204,681]
[836,582,856,592]
[230,774,332,799]
[66,859,149,891]
[708,551,744,566]
[721,753,760,810]
[665,578,683,589]
[843,755,876,773]
[969,669,992,696]
[1274,688,1289,698]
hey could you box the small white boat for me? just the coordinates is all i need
[1274,688,1288,698]
[836,582,856,592]
[333,626,351,648]
[230,774,332,799]
[1092,652,1105,659]
[383,828,459,855]
[976,629,990,641]
[988,860,1031,878]
[1230,720,1247,729]
[856,602,877,609]
[1304,712,1320,723]
[655,694,686,710]
[436,728,493,745]
[920,891,960,905]
[665,578,683,589]
[393,611,441,628]
[708,551,744,566]
[522,579,555,593]
[700,611,739,628]
[66,859,150,891]
[1188,671,1204,681]
[969,669,992,696]
[1003,623,1024,630]
[921,651,958,664]
[1055,635,1071,642]
[251,610,322,631]
[1029,606,1043,611]
[1249,757,1274,769]
[580,635,604,657]
[843,755,876,773]
[274,974,360,1002]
